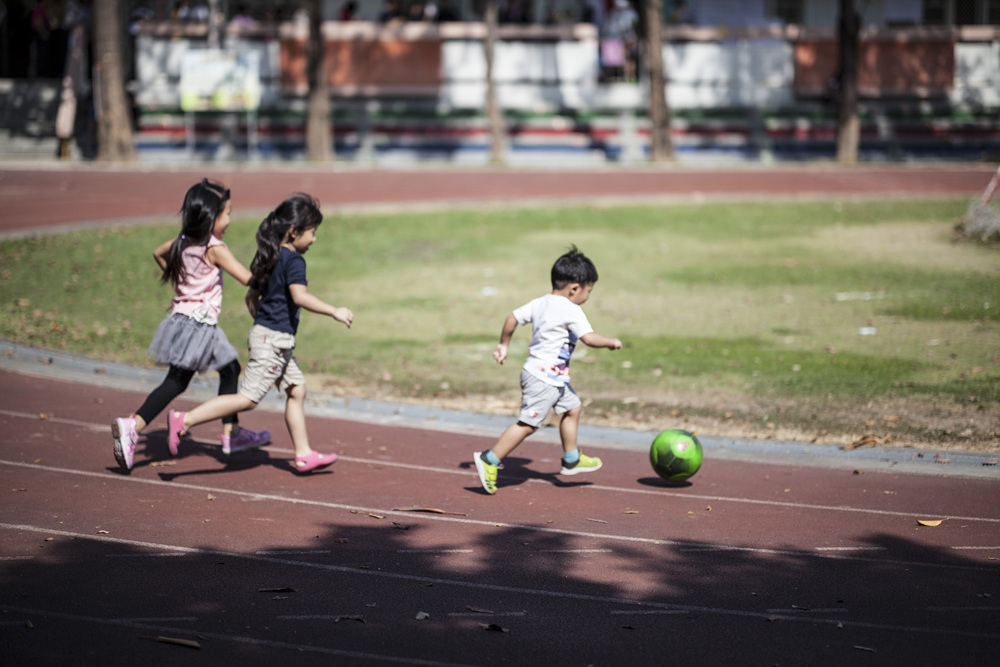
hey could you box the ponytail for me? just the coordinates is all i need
[250,193,323,288]
[161,178,231,289]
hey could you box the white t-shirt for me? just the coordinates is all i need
[513,294,594,386]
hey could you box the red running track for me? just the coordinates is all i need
[1,366,998,665]
[0,164,994,234]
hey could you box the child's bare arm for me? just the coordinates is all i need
[493,313,519,365]
[207,244,253,286]
[289,283,354,328]
[152,239,173,272]
[581,332,623,351]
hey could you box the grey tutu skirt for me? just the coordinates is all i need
[146,313,239,372]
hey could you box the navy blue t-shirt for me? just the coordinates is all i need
[254,247,307,334]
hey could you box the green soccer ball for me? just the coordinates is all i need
[650,429,704,482]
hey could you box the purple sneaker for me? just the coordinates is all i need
[220,427,271,455]
[167,410,186,456]
[111,417,138,470]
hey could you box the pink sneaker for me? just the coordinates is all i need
[111,417,138,470]
[220,427,271,455]
[294,451,338,473]
[167,410,186,456]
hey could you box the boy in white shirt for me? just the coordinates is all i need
[474,246,623,495]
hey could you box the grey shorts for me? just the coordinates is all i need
[517,369,581,428]
[239,324,306,403]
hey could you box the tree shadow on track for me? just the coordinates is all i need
[3,510,998,666]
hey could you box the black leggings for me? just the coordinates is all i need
[135,359,241,427]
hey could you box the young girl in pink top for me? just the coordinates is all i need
[111,179,270,471]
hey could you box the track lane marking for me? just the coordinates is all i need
[0,464,996,575]
[2,523,999,641]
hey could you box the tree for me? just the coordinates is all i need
[483,0,505,165]
[835,0,860,163]
[305,0,332,161]
[640,0,674,162]
[92,0,135,161]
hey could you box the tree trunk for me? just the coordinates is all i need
[643,0,674,162]
[305,0,332,162]
[93,0,134,162]
[483,0,505,165]
[836,0,860,164]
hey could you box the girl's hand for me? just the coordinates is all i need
[245,288,261,318]
[332,307,354,328]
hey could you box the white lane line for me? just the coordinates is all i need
[926,606,1000,612]
[766,608,846,614]
[2,408,998,524]
[255,549,331,555]
[104,552,186,557]
[539,549,612,553]
[1,460,996,574]
[815,547,887,552]
[0,604,477,667]
[2,523,999,642]
[398,549,473,553]
[4,452,999,528]
[0,556,35,561]
[610,610,689,615]
[950,546,1000,550]
[119,616,197,623]
[0,409,106,432]
[446,611,526,617]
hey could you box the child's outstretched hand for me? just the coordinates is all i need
[332,307,354,328]
[493,343,508,365]
[609,338,623,350]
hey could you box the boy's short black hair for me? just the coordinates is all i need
[551,245,599,289]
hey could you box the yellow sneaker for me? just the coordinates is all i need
[473,451,499,494]
[560,451,602,475]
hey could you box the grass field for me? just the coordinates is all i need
[1,198,998,450]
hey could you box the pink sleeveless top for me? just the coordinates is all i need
[171,236,225,324]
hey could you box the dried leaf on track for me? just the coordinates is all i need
[587,518,607,524]
[143,636,201,649]
[392,522,413,530]
[149,460,177,467]
[415,611,430,620]
[391,506,467,516]
[917,519,945,527]
[844,435,880,450]
[478,623,509,632]
[467,606,494,614]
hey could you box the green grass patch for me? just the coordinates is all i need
[1,198,997,414]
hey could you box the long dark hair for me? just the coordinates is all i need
[250,193,323,288]
[160,179,231,288]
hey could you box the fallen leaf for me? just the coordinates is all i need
[587,518,607,524]
[149,460,177,467]
[97,530,109,534]
[144,636,201,649]
[391,506,467,516]
[16,298,31,307]
[391,522,412,530]
[983,460,998,467]
[415,611,430,620]
[368,514,384,520]
[844,435,880,450]
[917,519,945,527]
[467,606,494,614]
[25,619,33,628]
[478,623,509,632]
[206,494,216,501]
[623,510,639,514]
[854,645,876,653]
[38,413,50,420]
